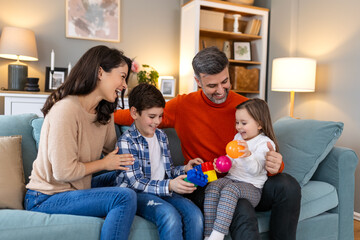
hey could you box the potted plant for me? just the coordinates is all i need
[137,64,159,86]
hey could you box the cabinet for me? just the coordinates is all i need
[0,91,130,116]
[179,0,269,99]
[0,91,50,116]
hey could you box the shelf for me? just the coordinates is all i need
[180,0,269,99]
[200,29,261,41]
[231,89,259,94]
[229,59,261,65]
[197,0,269,15]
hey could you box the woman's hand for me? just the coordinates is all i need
[184,158,203,172]
[102,147,135,171]
[169,175,197,194]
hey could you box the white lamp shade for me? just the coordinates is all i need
[0,26,38,61]
[271,57,316,92]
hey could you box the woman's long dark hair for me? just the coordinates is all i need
[41,45,132,124]
[236,98,279,152]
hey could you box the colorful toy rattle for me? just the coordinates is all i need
[216,155,232,172]
[226,140,245,158]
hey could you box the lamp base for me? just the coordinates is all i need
[8,63,28,91]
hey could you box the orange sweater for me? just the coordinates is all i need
[114,90,284,175]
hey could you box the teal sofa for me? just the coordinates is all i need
[0,113,358,240]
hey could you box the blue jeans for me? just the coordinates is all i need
[24,171,136,240]
[136,192,203,240]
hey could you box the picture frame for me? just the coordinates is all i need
[45,67,68,92]
[234,42,251,61]
[159,76,176,97]
[65,0,120,42]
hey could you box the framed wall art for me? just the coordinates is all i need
[234,42,251,61]
[45,67,68,92]
[65,0,120,42]
[159,76,176,97]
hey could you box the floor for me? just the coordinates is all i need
[355,220,360,240]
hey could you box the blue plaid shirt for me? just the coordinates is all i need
[115,123,185,196]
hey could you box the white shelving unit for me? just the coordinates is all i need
[179,0,269,99]
[0,91,50,116]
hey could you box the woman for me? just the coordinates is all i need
[25,45,136,240]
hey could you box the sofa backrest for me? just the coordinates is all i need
[163,128,186,166]
[0,113,39,184]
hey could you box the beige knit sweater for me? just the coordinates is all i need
[26,95,116,195]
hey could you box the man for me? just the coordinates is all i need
[115,46,301,239]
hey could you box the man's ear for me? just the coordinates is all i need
[194,76,202,88]
[130,106,138,119]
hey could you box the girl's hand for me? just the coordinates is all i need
[169,175,197,194]
[185,158,203,172]
[102,147,135,171]
[213,158,222,173]
[237,140,251,158]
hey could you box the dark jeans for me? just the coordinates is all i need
[185,173,301,240]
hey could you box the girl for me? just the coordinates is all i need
[204,98,279,240]
[25,45,137,240]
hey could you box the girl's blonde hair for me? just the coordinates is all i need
[236,98,279,152]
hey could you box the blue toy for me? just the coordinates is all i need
[185,168,208,187]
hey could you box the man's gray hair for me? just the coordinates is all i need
[192,46,229,80]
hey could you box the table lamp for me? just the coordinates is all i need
[0,26,38,91]
[271,57,316,118]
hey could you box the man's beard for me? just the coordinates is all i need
[203,87,229,104]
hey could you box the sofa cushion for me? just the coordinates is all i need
[0,114,39,184]
[0,209,103,240]
[299,180,338,221]
[0,136,25,209]
[273,117,343,187]
[256,180,338,233]
[31,117,44,149]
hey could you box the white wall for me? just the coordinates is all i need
[267,0,360,213]
[0,0,181,112]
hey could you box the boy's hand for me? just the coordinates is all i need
[184,158,203,172]
[103,147,135,171]
[169,175,197,194]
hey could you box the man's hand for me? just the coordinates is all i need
[265,142,282,175]
[185,158,203,172]
[169,175,197,194]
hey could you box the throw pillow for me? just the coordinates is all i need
[273,117,343,187]
[0,135,25,209]
[31,118,44,150]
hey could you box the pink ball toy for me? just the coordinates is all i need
[216,155,232,172]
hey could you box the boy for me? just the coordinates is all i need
[115,83,204,240]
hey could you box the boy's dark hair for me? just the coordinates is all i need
[128,83,165,115]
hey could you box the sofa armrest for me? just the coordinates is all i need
[311,146,358,240]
